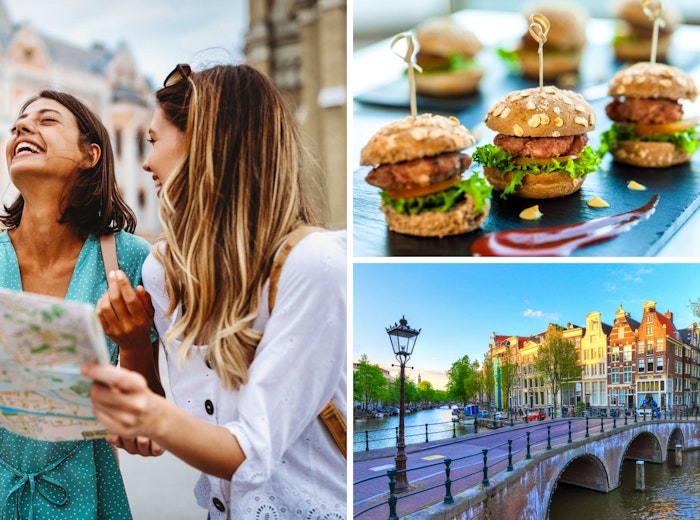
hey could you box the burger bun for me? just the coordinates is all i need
[382,196,490,237]
[484,86,596,138]
[483,166,585,199]
[415,17,482,58]
[415,67,484,97]
[607,62,698,101]
[610,141,692,168]
[360,113,475,166]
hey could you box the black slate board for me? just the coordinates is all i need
[353,37,700,257]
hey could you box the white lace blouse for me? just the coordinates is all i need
[142,230,347,520]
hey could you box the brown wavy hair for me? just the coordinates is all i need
[1,90,137,236]
[155,64,321,389]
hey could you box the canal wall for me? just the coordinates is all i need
[408,421,700,520]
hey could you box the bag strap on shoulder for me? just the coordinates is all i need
[99,234,119,274]
[268,226,347,459]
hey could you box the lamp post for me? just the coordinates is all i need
[386,315,421,491]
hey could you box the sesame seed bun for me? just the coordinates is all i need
[607,62,698,101]
[483,86,596,138]
[360,113,475,166]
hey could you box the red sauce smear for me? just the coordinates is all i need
[471,195,659,256]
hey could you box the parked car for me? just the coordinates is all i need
[493,412,505,420]
[477,410,489,418]
[526,410,546,421]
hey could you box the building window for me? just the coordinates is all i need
[646,341,654,355]
[611,347,620,363]
[618,327,624,339]
[657,357,663,372]
[611,367,619,384]
[656,339,664,351]
[623,345,632,362]
[115,128,123,158]
[638,359,645,373]
[647,358,654,372]
[647,315,653,323]
[638,341,644,354]
[610,390,618,405]
[623,366,632,383]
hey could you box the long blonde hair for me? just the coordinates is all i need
[155,64,320,389]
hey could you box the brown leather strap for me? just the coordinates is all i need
[319,401,347,459]
[99,234,119,274]
[268,226,347,459]
[98,233,121,464]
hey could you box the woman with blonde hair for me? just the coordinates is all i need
[84,64,347,519]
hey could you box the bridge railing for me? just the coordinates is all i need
[353,420,465,452]
[353,411,700,520]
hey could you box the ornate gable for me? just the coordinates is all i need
[7,25,49,68]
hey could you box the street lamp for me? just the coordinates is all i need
[386,315,421,491]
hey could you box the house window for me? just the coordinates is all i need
[623,367,632,383]
[638,341,644,354]
[647,358,654,372]
[623,345,632,362]
[638,359,645,373]
[611,347,620,363]
[646,340,654,355]
[610,390,618,405]
[611,367,620,384]
[647,315,653,323]
[656,339,664,351]
[657,357,663,372]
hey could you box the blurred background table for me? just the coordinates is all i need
[352,9,700,257]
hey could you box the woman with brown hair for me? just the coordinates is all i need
[0,90,163,518]
[85,64,347,519]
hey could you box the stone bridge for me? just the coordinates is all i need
[409,421,699,520]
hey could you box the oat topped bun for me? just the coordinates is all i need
[522,1,588,48]
[607,62,698,101]
[484,86,596,138]
[360,113,475,166]
[414,17,483,58]
[615,0,681,31]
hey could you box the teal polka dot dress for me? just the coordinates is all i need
[0,231,151,519]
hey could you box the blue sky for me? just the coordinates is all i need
[353,262,700,388]
[5,1,247,86]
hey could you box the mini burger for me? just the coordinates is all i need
[612,0,681,63]
[472,86,601,198]
[516,2,588,83]
[413,17,484,97]
[361,114,492,237]
[600,62,698,167]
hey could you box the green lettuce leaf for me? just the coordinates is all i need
[419,53,480,74]
[379,172,492,216]
[472,144,601,197]
[598,123,699,157]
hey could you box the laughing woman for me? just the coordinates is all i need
[0,91,163,519]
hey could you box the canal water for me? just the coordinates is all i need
[549,449,700,519]
[353,407,475,451]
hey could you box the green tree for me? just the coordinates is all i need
[689,298,700,320]
[387,375,419,406]
[417,380,436,403]
[534,325,582,418]
[481,354,495,409]
[499,357,519,412]
[447,355,480,404]
[353,354,389,411]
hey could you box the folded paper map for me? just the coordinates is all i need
[0,287,110,442]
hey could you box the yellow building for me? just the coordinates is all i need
[580,312,612,410]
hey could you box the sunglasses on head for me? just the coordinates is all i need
[163,63,192,88]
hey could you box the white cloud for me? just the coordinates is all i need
[523,308,559,321]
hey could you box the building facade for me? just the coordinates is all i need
[488,302,700,418]
[0,1,159,236]
[245,0,347,228]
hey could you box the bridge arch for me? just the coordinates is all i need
[623,430,664,464]
[554,453,610,492]
[668,427,685,451]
